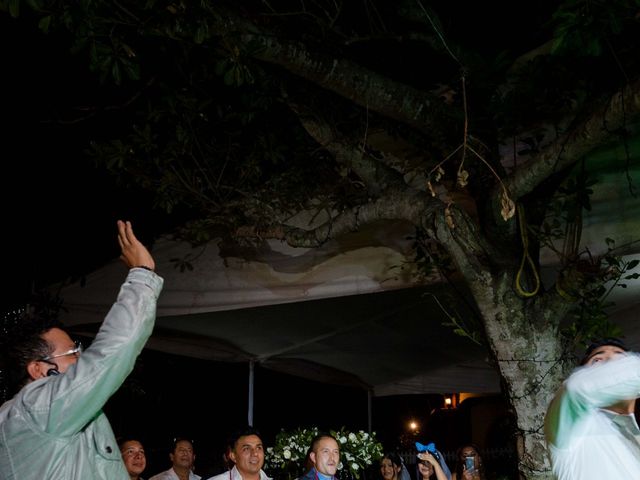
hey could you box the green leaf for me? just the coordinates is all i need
[8,0,19,17]
[111,60,121,85]
[38,15,52,33]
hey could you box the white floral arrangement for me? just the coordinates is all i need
[265,426,384,479]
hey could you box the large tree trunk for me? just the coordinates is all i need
[430,207,575,479]
[477,280,573,479]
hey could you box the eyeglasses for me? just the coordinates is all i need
[40,342,83,361]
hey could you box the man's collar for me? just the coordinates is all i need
[315,468,334,480]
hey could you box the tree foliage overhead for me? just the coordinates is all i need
[7,0,638,242]
[4,1,640,477]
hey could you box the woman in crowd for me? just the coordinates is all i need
[380,452,410,480]
[452,444,485,480]
[416,448,450,480]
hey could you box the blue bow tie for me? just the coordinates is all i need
[415,442,437,454]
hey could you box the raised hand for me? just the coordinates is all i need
[117,220,155,271]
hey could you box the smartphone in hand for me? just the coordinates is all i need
[464,456,475,472]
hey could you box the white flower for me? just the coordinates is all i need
[266,427,382,480]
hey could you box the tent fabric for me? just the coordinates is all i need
[57,238,640,397]
[57,224,501,396]
[56,158,640,396]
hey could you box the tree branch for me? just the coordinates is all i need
[291,103,409,196]
[503,76,640,201]
[210,9,458,142]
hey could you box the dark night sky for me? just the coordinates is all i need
[0,10,515,478]
[2,13,169,312]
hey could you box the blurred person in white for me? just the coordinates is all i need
[544,337,640,479]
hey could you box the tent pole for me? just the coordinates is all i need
[248,360,255,426]
[367,388,372,433]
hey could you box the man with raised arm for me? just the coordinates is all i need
[0,220,163,479]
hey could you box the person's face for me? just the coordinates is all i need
[121,440,146,477]
[33,328,80,378]
[310,437,340,476]
[418,460,434,479]
[585,345,627,366]
[170,440,195,470]
[380,458,400,480]
[229,434,264,476]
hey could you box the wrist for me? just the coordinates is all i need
[133,265,154,272]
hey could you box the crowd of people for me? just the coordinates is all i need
[114,430,495,480]
[1,221,638,480]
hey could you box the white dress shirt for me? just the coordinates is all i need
[149,467,201,480]
[207,465,272,480]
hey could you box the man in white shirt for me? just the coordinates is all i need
[544,337,640,479]
[150,437,201,480]
[207,427,271,480]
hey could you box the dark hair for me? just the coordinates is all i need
[380,451,403,468]
[227,426,262,451]
[415,444,445,480]
[416,460,436,480]
[2,311,61,392]
[580,337,629,365]
[308,432,338,454]
[171,436,195,453]
[118,437,145,452]
[454,444,484,480]
[305,433,338,473]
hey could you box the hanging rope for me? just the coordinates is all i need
[515,204,540,297]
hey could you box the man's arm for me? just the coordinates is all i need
[545,353,640,448]
[31,221,164,436]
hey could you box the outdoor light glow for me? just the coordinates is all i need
[443,393,458,409]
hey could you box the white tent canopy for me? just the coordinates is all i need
[58,222,502,396]
[56,153,640,401]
